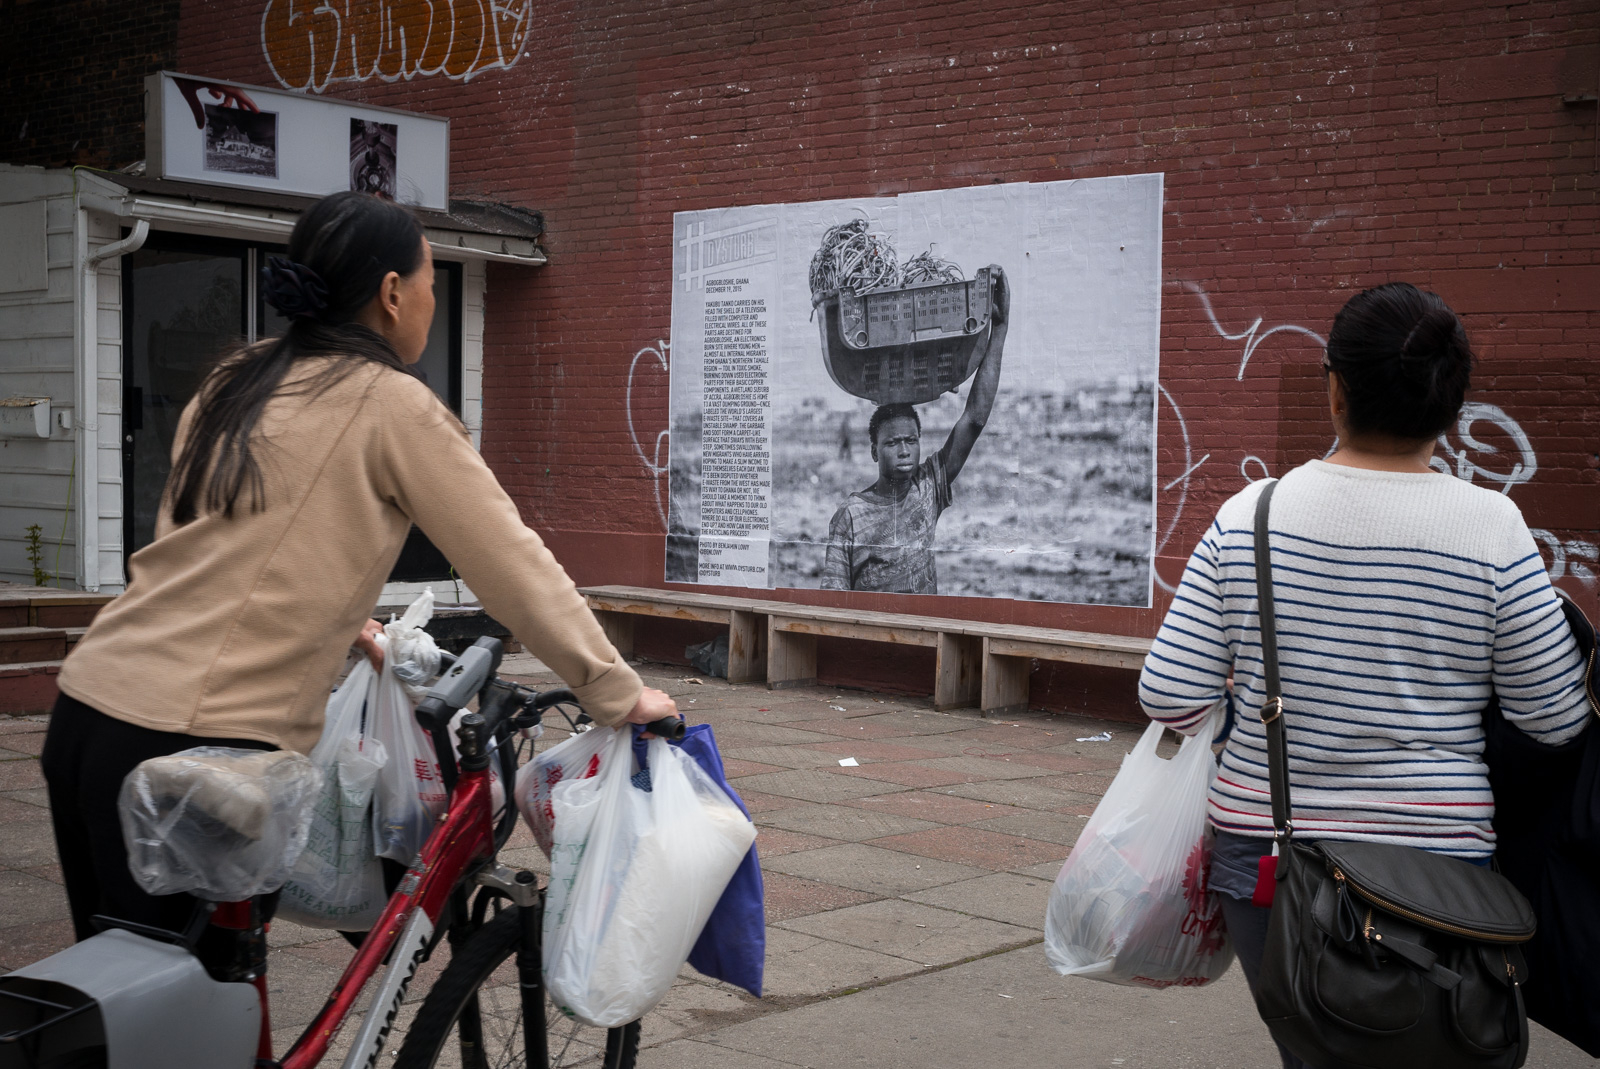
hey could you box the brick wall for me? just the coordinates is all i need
[174,0,1600,645]
[0,0,183,168]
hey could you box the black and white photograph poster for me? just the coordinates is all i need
[202,105,278,177]
[667,175,1163,607]
[349,119,399,199]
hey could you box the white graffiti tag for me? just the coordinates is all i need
[627,340,671,529]
[1166,284,1593,588]
[1180,280,1327,381]
[1431,402,1537,493]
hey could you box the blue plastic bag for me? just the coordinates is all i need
[633,724,765,996]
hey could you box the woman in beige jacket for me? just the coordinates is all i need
[44,191,676,947]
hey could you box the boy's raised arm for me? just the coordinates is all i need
[939,265,1009,484]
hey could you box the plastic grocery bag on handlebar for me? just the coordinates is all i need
[370,591,447,862]
[119,747,320,900]
[632,726,766,997]
[513,724,610,856]
[277,659,390,930]
[543,727,758,1028]
[517,722,768,996]
[1044,708,1234,988]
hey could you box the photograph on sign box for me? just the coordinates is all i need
[350,119,399,200]
[667,176,1163,608]
[202,105,277,178]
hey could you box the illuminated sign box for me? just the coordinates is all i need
[145,72,449,211]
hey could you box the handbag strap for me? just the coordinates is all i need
[1253,479,1294,846]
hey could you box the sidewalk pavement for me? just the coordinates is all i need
[2,662,1593,1067]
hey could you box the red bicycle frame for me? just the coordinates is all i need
[265,761,498,1069]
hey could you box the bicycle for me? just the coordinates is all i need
[0,635,679,1069]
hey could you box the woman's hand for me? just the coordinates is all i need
[352,618,385,670]
[626,687,680,737]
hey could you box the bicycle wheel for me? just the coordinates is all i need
[394,906,640,1069]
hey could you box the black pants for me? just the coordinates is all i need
[1218,893,1312,1069]
[40,693,276,943]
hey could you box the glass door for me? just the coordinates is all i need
[122,236,247,556]
[123,233,464,582]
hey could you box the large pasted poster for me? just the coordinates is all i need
[666,175,1163,607]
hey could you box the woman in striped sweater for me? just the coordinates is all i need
[1137,283,1591,1069]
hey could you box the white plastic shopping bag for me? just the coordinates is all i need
[277,661,390,930]
[542,728,757,1027]
[370,592,447,862]
[1044,711,1233,988]
[513,724,611,856]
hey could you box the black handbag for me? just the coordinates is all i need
[1248,479,1537,1069]
[1484,593,1600,1055]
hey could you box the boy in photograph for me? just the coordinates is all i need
[822,270,1008,594]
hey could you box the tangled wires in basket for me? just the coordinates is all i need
[809,220,969,307]
[899,249,964,286]
[808,219,900,305]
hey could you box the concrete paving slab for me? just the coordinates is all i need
[917,755,1055,781]
[731,789,812,814]
[721,757,788,778]
[753,827,836,857]
[945,778,1104,812]
[710,723,844,747]
[0,757,44,792]
[0,816,60,869]
[971,810,1090,849]
[0,869,69,931]
[827,761,973,788]
[722,745,847,770]
[1043,770,1120,795]
[870,825,1064,872]
[776,899,1036,967]
[0,917,74,971]
[762,843,987,896]
[762,871,883,922]
[0,787,49,809]
[735,768,905,804]
[652,941,1600,1069]
[841,790,1009,825]
[0,733,45,757]
[0,717,50,736]
[758,804,942,843]
[1014,859,1068,880]
[1007,749,1128,773]
[905,871,1053,930]
[646,1037,812,1069]
[639,978,760,1050]
[784,717,931,741]
[760,926,925,999]
[806,739,947,763]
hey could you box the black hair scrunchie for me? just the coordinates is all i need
[262,255,329,322]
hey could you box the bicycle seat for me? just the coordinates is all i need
[121,747,321,900]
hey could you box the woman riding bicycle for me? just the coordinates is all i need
[42,191,678,947]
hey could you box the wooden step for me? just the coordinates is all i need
[0,660,62,716]
[0,627,68,665]
[0,586,116,629]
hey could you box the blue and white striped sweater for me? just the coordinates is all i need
[1138,460,1591,859]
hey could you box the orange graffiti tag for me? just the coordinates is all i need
[261,0,533,92]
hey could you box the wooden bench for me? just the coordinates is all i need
[579,585,1152,716]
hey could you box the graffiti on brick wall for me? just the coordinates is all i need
[261,0,533,92]
[1158,284,1596,590]
[628,340,671,529]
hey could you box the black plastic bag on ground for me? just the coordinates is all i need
[686,634,729,679]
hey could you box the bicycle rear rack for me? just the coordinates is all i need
[0,980,104,1069]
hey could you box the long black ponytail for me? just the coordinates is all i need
[167,192,425,524]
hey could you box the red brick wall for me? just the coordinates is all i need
[177,0,1600,646]
[1,0,183,168]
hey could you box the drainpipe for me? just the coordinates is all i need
[74,216,149,591]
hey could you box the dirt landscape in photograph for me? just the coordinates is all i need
[771,383,1155,604]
